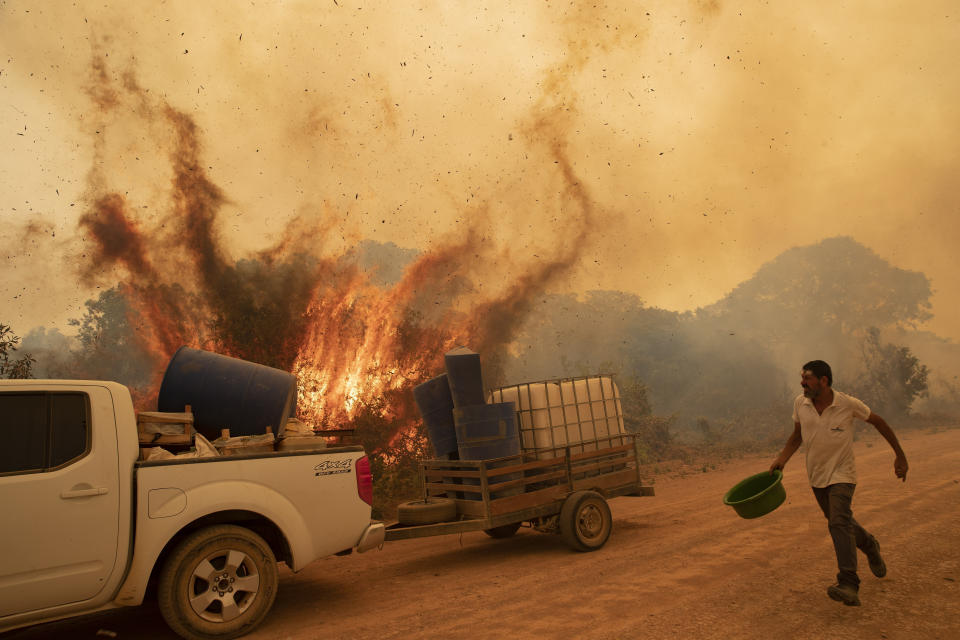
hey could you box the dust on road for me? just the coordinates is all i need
[10,427,960,640]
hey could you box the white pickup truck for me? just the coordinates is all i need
[0,379,385,639]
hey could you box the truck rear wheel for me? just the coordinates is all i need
[559,490,612,552]
[158,525,278,640]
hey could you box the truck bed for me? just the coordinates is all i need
[135,443,364,467]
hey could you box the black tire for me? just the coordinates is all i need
[559,490,612,552]
[158,525,279,640]
[484,522,522,538]
[397,497,457,525]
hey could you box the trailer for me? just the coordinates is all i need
[384,432,655,551]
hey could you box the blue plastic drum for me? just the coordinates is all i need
[454,402,521,500]
[413,374,458,459]
[157,346,297,441]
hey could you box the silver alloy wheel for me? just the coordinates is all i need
[188,548,261,622]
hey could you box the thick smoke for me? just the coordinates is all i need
[5,3,959,462]
[5,2,960,340]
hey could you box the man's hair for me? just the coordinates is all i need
[803,360,832,386]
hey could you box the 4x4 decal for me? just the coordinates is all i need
[314,459,353,477]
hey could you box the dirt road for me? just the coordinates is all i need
[10,427,960,639]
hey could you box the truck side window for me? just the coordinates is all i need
[50,393,89,469]
[0,392,90,475]
[0,394,47,474]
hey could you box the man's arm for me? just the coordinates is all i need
[865,412,908,482]
[769,422,802,474]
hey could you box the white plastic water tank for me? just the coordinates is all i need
[488,375,625,457]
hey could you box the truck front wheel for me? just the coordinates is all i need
[158,525,279,640]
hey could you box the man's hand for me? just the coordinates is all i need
[772,423,802,475]
[769,457,785,475]
[894,454,908,482]
[866,413,907,482]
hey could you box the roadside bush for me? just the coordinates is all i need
[626,414,675,462]
[0,323,35,379]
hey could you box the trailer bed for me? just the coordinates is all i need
[384,434,654,547]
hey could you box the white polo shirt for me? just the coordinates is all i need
[792,390,871,488]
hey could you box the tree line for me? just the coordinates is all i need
[4,236,955,513]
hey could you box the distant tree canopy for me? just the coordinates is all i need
[708,236,931,326]
[701,237,932,363]
[67,287,156,387]
[503,236,937,437]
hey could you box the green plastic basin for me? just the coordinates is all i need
[723,470,786,519]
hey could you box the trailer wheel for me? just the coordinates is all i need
[397,497,457,525]
[158,525,278,640]
[484,522,522,538]
[559,490,612,552]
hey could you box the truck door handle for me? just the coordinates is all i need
[61,486,109,499]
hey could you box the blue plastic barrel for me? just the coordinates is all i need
[413,374,458,459]
[454,402,521,499]
[444,346,485,407]
[157,346,297,441]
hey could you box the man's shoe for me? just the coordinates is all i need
[827,583,861,606]
[865,538,887,578]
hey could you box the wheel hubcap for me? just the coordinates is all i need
[188,549,260,622]
[578,504,604,540]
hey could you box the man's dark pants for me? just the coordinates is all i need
[812,483,878,589]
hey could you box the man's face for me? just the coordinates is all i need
[801,370,826,399]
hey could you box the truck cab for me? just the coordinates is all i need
[0,380,384,639]
[0,381,133,620]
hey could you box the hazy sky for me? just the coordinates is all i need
[2,1,958,340]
